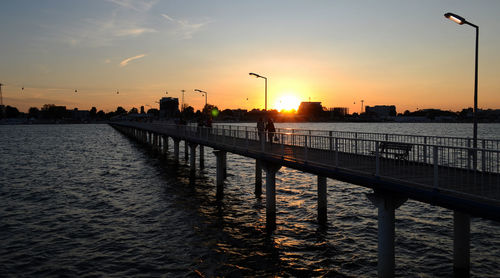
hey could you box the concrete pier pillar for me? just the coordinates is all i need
[223,151,227,178]
[453,211,470,278]
[367,192,407,278]
[173,139,180,162]
[199,145,205,169]
[153,134,158,152]
[262,162,282,231]
[255,160,262,197]
[213,150,227,200]
[317,176,327,224]
[189,143,197,173]
[162,136,168,154]
[184,140,189,160]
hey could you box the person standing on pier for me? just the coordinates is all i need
[265,118,276,143]
[257,117,265,142]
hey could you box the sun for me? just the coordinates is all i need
[275,95,300,112]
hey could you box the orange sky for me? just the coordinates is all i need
[1,1,499,113]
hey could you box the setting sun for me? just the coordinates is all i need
[274,95,301,112]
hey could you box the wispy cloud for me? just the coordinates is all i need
[46,13,157,47]
[120,54,146,67]
[106,0,158,12]
[161,13,212,39]
[115,27,157,37]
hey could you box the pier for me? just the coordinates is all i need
[110,121,500,277]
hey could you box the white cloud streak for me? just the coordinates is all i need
[106,0,158,12]
[115,27,157,37]
[120,54,146,67]
[49,13,157,47]
[161,13,212,39]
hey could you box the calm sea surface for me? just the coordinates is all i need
[1,123,499,277]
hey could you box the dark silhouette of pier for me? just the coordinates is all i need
[110,121,499,278]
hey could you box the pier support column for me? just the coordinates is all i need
[255,160,262,197]
[213,150,227,200]
[199,145,205,169]
[262,162,282,231]
[184,140,189,160]
[173,139,180,162]
[189,143,197,173]
[317,176,327,224]
[367,192,407,278]
[223,151,227,178]
[453,211,470,278]
[153,134,158,152]
[162,136,168,155]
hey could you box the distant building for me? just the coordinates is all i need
[159,97,179,119]
[329,107,349,117]
[229,109,247,121]
[71,108,90,121]
[365,105,396,118]
[298,102,323,119]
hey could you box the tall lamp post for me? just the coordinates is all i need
[249,72,268,111]
[181,89,185,112]
[194,89,208,109]
[445,13,477,277]
[444,12,479,169]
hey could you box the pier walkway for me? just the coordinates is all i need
[110,121,499,277]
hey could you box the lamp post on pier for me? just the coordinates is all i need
[249,72,268,111]
[444,12,479,170]
[445,11,478,278]
[194,89,208,109]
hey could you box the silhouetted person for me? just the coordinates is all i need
[206,117,212,129]
[265,118,276,143]
[257,117,265,142]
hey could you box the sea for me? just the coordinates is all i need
[0,122,499,277]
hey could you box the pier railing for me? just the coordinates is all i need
[214,124,500,150]
[124,122,500,204]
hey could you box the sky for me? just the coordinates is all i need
[1,0,499,113]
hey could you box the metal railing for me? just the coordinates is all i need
[212,124,500,150]
[115,122,500,203]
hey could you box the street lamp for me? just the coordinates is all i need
[181,89,185,112]
[249,72,268,111]
[194,89,208,109]
[444,12,479,169]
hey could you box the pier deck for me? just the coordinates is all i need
[111,121,500,221]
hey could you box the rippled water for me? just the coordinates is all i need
[1,123,499,277]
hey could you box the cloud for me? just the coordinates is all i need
[106,0,158,12]
[161,13,212,39]
[120,54,146,67]
[115,27,157,37]
[47,14,157,47]
[161,14,175,22]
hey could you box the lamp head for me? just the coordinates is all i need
[249,72,260,78]
[445,12,466,25]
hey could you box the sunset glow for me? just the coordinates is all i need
[0,1,499,113]
[274,95,301,112]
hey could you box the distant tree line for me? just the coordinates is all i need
[2,103,500,123]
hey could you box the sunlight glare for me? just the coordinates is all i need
[275,95,301,112]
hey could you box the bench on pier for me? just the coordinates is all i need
[376,141,412,160]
